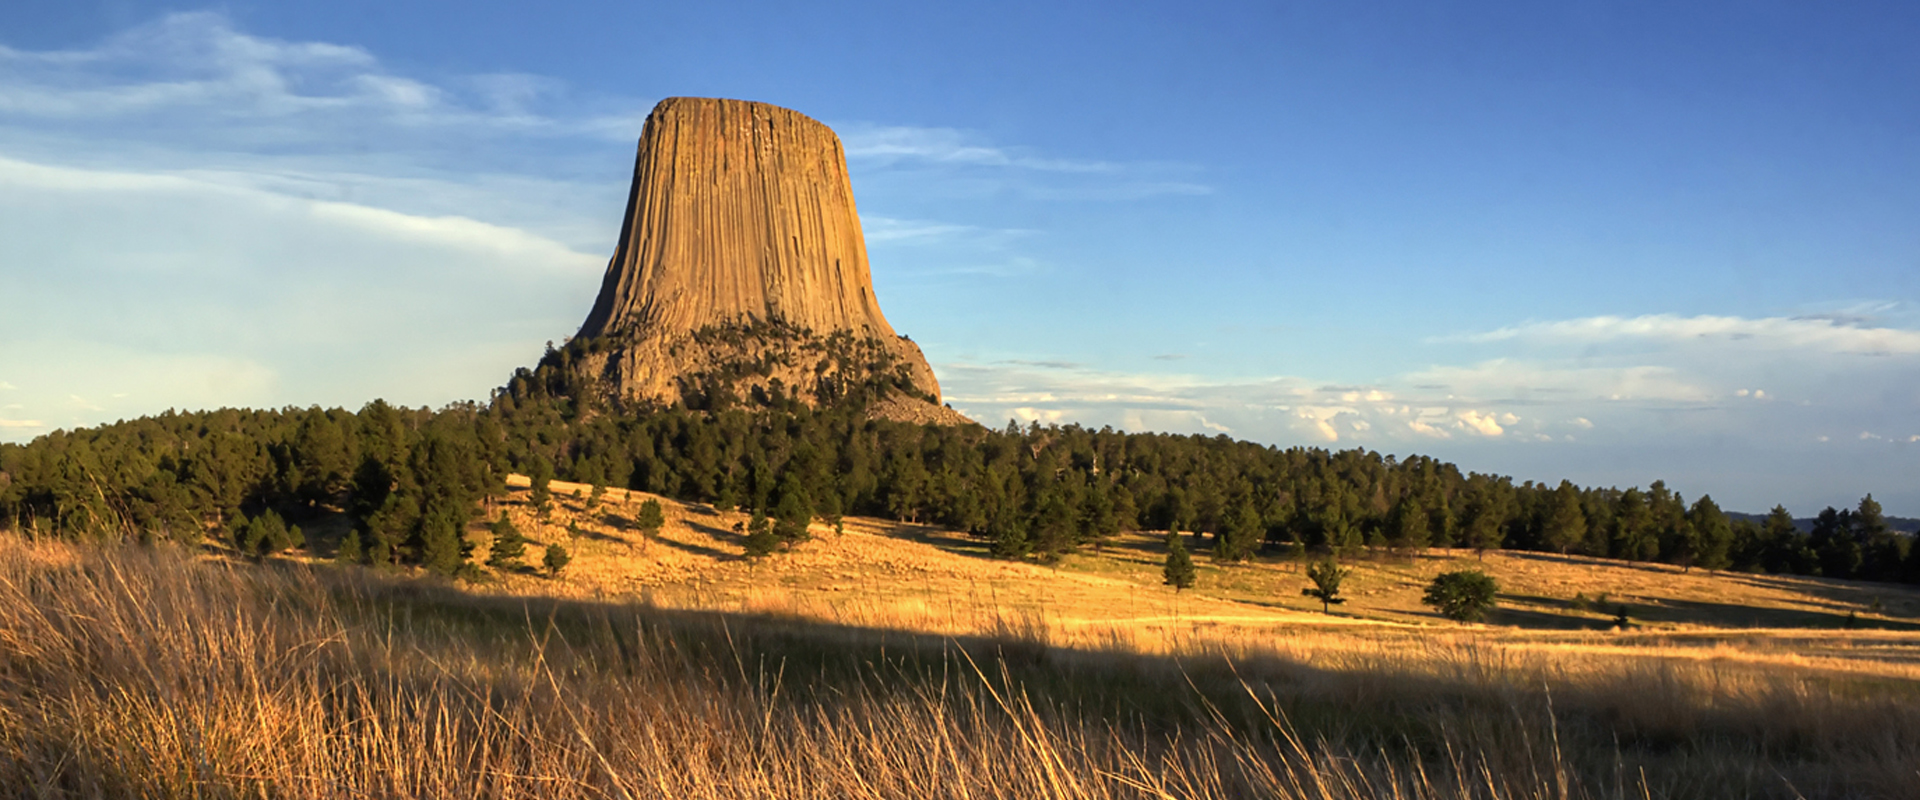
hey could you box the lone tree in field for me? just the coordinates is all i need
[1301,558,1350,614]
[743,509,779,558]
[542,541,570,577]
[634,498,666,540]
[486,513,526,570]
[1164,529,1196,591]
[1423,569,1500,622]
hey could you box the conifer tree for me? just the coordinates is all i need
[416,509,467,576]
[528,458,554,519]
[773,482,813,546]
[1301,558,1349,614]
[1387,495,1431,553]
[336,526,364,564]
[542,541,570,577]
[743,509,778,558]
[1423,569,1500,622]
[1543,480,1587,554]
[486,512,526,570]
[818,491,845,535]
[1466,489,1508,559]
[1689,494,1733,572]
[634,498,666,540]
[1163,529,1196,591]
[1611,488,1655,563]
[229,511,255,553]
[989,512,1031,559]
[1216,498,1262,563]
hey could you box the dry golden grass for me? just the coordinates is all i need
[486,476,1920,675]
[4,525,1919,798]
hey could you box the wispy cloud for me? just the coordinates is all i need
[939,359,1528,445]
[840,123,1210,201]
[0,12,609,139]
[840,125,1118,173]
[1449,313,1920,355]
[860,216,1038,247]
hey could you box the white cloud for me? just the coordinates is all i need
[0,155,601,442]
[862,216,977,243]
[1407,359,1715,405]
[0,156,599,272]
[938,358,1533,447]
[1454,313,1920,355]
[928,298,1920,514]
[840,125,1114,173]
[0,12,579,136]
[1456,410,1505,437]
[839,123,1211,200]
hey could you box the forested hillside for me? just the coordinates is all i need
[3,340,1914,586]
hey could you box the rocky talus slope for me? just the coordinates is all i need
[571,97,963,424]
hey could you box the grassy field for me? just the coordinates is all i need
[3,479,1917,798]
[484,476,1920,654]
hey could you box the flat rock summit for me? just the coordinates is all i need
[566,97,968,425]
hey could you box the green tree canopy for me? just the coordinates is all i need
[1423,569,1500,623]
[1301,558,1349,614]
[1163,529,1196,591]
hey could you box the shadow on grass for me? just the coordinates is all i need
[664,520,746,561]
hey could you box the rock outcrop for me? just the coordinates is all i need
[568,97,966,424]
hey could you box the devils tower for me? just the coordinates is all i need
[565,97,966,424]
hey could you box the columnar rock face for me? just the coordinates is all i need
[569,97,961,423]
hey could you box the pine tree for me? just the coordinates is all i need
[773,484,812,546]
[416,508,467,576]
[230,511,257,554]
[1163,529,1196,591]
[1423,569,1500,622]
[542,541,570,577]
[1611,488,1655,563]
[1543,481,1587,554]
[1301,558,1349,614]
[1215,498,1262,563]
[1689,494,1733,572]
[634,498,666,540]
[743,509,778,558]
[528,458,554,519]
[486,512,526,570]
[818,490,845,536]
[336,527,365,564]
[1387,495,1430,553]
[989,512,1031,559]
[1854,494,1906,581]
[1462,481,1509,559]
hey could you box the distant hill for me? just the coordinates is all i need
[1726,511,1920,534]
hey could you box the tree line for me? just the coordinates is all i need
[2,344,1913,586]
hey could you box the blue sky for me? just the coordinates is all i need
[1,2,1915,514]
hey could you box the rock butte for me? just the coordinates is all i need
[570,97,967,425]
